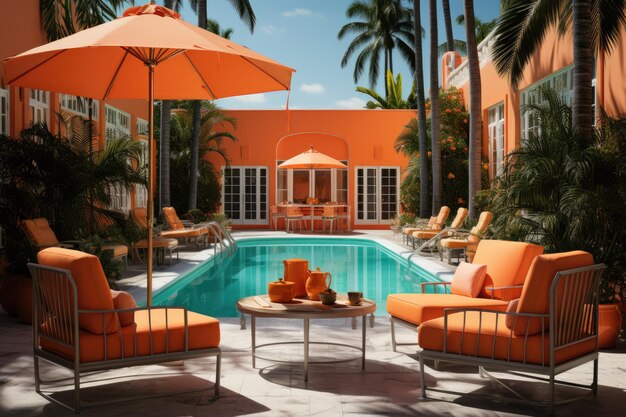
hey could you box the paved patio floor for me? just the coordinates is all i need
[1,231,625,416]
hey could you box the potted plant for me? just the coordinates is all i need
[210,213,232,232]
[598,268,625,349]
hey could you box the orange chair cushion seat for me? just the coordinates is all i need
[161,228,207,239]
[102,245,128,257]
[440,238,472,249]
[41,309,220,363]
[163,207,185,230]
[387,293,507,326]
[134,237,178,249]
[419,311,596,366]
[412,230,440,240]
[23,218,60,247]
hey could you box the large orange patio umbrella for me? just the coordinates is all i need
[4,1,294,305]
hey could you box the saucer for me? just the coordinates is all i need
[348,301,362,306]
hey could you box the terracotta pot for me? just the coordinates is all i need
[283,258,309,298]
[598,303,622,349]
[268,278,295,303]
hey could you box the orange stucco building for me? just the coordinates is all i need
[443,25,626,178]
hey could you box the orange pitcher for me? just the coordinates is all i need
[306,268,332,301]
[283,258,310,298]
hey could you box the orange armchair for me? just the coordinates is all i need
[417,251,604,414]
[28,247,221,412]
[387,239,544,351]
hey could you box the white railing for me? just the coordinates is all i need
[446,29,497,88]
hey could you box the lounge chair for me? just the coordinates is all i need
[411,207,468,249]
[438,211,493,263]
[22,218,128,269]
[161,207,210,248]
[130,208,179,265]
[402,216,436,245]
[417,251,604,414]
[28,247,221,413]
[406,206,451,248]
[387,239,544,351]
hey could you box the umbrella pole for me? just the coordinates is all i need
[146,61,155,306]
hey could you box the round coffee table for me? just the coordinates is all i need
[236,295,377,382]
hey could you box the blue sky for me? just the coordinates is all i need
[174,0,501,109]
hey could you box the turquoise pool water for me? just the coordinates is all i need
[153,238,436,317]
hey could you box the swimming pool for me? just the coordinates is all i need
[153,237,436,317]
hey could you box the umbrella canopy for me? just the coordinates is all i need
[278,146,346,169]
[4,1,294,305]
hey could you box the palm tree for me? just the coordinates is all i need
[338,0,416,95]
[206,19,234,39]
[187,0,254,210]
[356,71,415,109]
[429,0,441,214]
[437,15,498,56]
[413,0,429,218]
[442,0,454,51]
[40,0,130,41]
[464,0,482,219]
[491,0,626,141]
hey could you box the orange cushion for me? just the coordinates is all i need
[161,228,207,238]
[434,206,450,226]
[23,218,59,247]
[472,240,544,300]
[163,207,185,230]
[513,251,594,336]
[386,293,507,326]
[450,262,487,298]
[37,248,117,334]
[412,230,440,240]
[450,208,468,228]
[110,290,136,326]
[505,298,519,329]
[440,238,473,249]
[475,211,494,232]
[102,245,128,257]
[131,207,148,229]
[419,311,596,366]
[134,237,178,249]
[41,309,220,363]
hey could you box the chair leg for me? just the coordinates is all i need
[215,353,221,396]
[74,367,81,413]
[34,355,41,394]
[548,373,555,416]
[390,316,397,352]
[592,358,598,396]
[419,354,426,399]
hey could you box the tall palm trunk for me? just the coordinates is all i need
[572,0,594,141]
[188,0,207,210]
[413,0,429,218]
[442,0,454,51]
[159,0,174,211]
[464,0,482,218]
[384,50,389,98]
[429,0,441,214]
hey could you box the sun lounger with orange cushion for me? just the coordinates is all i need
[438,211,493,263]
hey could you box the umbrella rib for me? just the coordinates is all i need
[157,49,186,64]
[103,49,130,100]
[5,49,67,85]
[239,56,290,90]
[182,52,216,99]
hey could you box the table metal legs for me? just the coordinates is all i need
[251,315,256,368]
[362,315,367,370]
[304,318,310,382]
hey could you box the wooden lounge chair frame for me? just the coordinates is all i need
[418,263,605,415]
[28,263,221,413]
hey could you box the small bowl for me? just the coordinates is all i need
[318,291,337,305]
[348,291,363,305]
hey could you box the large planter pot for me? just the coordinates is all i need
[598,303,622,349]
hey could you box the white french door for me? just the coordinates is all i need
[222,166,268,224]
[355,166,399,224]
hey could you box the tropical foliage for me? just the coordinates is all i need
[356,70,415,109]
[395,87,489,215]
[484,88,626,302]
[338,0,416,91]
[167,101,236,215]
[0,118,145,270]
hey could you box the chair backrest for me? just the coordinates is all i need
[472,239,544,300]
[163,207,184,230]
[450,207,468,229]
[36,247,117,334]
[433,206,450,229]
[131,207,148,229]
[511,251,595,336]
[475,211,494,233]
[323,206,336,217]
[286,206,302,217]
[22,218,60,248]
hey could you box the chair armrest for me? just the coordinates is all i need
[484,285,524,301]
[421,281,451,293]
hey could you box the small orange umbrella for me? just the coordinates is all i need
[4,1,294,305]
[278,146,346,169]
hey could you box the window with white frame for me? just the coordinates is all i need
[0,88,9,135]
[60,94,99,119]
[105,105,130,143]
[134,139,149,208]
[355,166,399,224]
[275,161,348,204]
[222,166,268,224]
[488,103,505,178]
[136,118,149,136]
[520,65,573,141]
[30,89,49,125]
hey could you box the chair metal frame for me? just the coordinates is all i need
[418,263,605,415]
[28,263,221,413]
